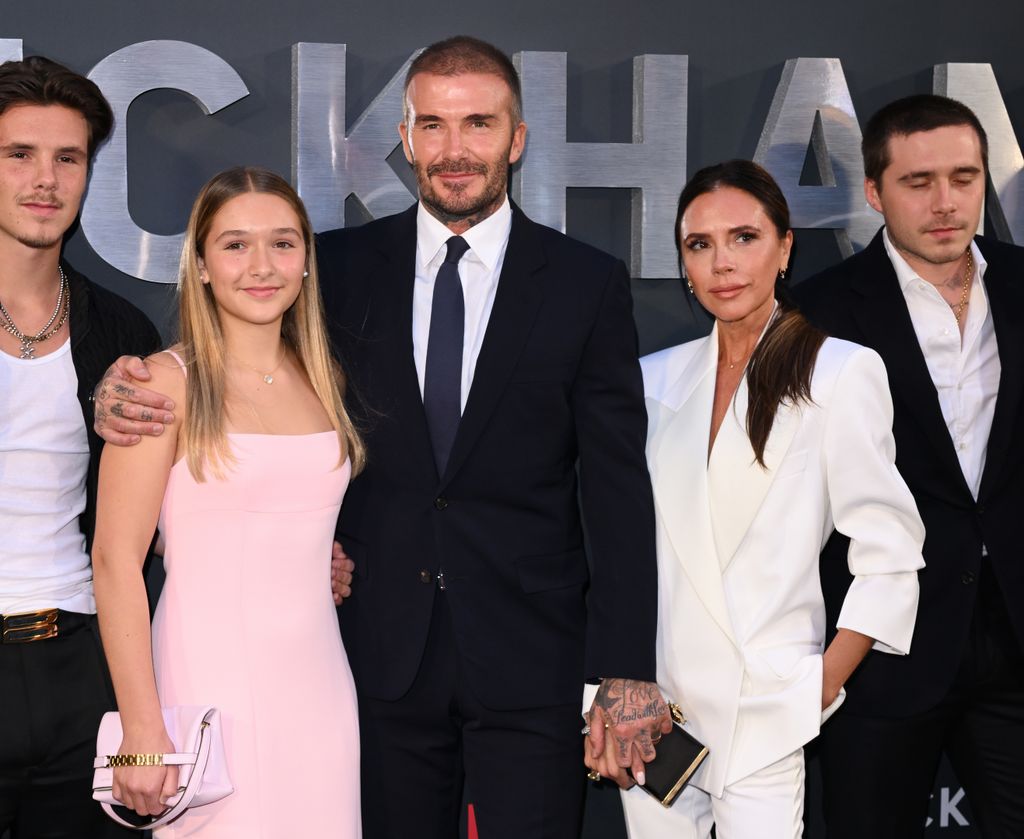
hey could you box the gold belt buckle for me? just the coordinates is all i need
[1,608,59,643]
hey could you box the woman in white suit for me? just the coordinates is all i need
[595,161,926,837]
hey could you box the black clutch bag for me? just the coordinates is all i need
[626,703,709,807]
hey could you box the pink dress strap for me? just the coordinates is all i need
[164,348,188,379]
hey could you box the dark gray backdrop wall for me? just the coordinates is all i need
[6,1,1020,835]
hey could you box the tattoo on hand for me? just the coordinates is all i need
[594,679,668,728]
[113,382,135,399]
[111,402,125,419]
[140,410,153,422]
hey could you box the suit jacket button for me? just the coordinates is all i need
[977,504,986,515]
[419,570,432,584]
[962,571,976,585]
[434,496,448,511]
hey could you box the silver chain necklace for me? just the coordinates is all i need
[0,266,70,359]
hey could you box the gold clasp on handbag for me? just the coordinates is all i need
[668,702,686,725]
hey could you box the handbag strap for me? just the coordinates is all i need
[100,717,213,831]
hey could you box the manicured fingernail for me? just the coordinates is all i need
[636,771,645,786]
[163,413,174,423]
[152,423,165,434]
[164,400,175,410]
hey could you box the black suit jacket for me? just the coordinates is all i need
[316,204,658,710]
[65,263,161,551]
[796,230,1024,717]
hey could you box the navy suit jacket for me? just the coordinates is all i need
[796,230,1024,717]
[316,203,658,710]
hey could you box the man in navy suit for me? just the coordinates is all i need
[797,95,1024,838]
[96,36,669,839]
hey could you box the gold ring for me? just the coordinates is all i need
[587,770,601,781]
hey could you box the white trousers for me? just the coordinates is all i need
[620,748,805,839]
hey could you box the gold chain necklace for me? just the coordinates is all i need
[229,346,286,385]
[951,250,974,325]
[0,267,70,359]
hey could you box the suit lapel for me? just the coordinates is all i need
[440,207,547,486]
[651,332,737,645]
[365,206,440,483]
[978,240,1024,501]
[848,232,971,499]
[707,376,800,568]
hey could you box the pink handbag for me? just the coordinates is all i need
[92,706,233,830]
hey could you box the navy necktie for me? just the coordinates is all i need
[423,235,470,474]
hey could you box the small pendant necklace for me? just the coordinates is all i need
[231,346,286,385]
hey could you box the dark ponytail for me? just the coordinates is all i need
[676,160,826,467]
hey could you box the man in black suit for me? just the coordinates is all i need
[796,94,1024,838]
[95,35,668,839]
[316,36,668,839]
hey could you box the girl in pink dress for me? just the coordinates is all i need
[92,167,365,837]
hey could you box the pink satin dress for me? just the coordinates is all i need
[152,431,359,837]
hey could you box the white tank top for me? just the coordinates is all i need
[0,338,94,614]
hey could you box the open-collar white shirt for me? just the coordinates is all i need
[412,196,513,414]
[884,228,1000,499]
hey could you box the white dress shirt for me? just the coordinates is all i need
[412,197,513,414]
[884,229,1000,499]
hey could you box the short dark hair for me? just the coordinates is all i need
[404,36,522,126]
[862,94,988,185]
[0,56,113,159]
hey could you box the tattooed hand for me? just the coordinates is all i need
[93,355,176,446]
[582,678,672,790]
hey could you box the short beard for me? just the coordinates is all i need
[415,157,509,229]
[16,231,64,250]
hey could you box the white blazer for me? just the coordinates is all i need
[642,327,924,797]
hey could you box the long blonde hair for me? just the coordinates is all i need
[177,166,365,480]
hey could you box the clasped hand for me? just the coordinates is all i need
[583,678,673,789]
[112,732,179,817]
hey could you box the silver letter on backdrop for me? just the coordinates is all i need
[82,41,249,283]
[755,58,879,256]
[935,63,1023,243]
[292,43,415,232]
[512,52,687,278]
[0,39,22,62]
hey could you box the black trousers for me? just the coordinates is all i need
[820,565,1024,839]
[357,592,586,839]
[0,612,132,839]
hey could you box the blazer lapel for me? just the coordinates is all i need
[707,376,800,568]
[440,206,547,486]
[651,333,737,645]
[364,206,440,484]
[848,232,971,500]
[978,240,1024,501]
